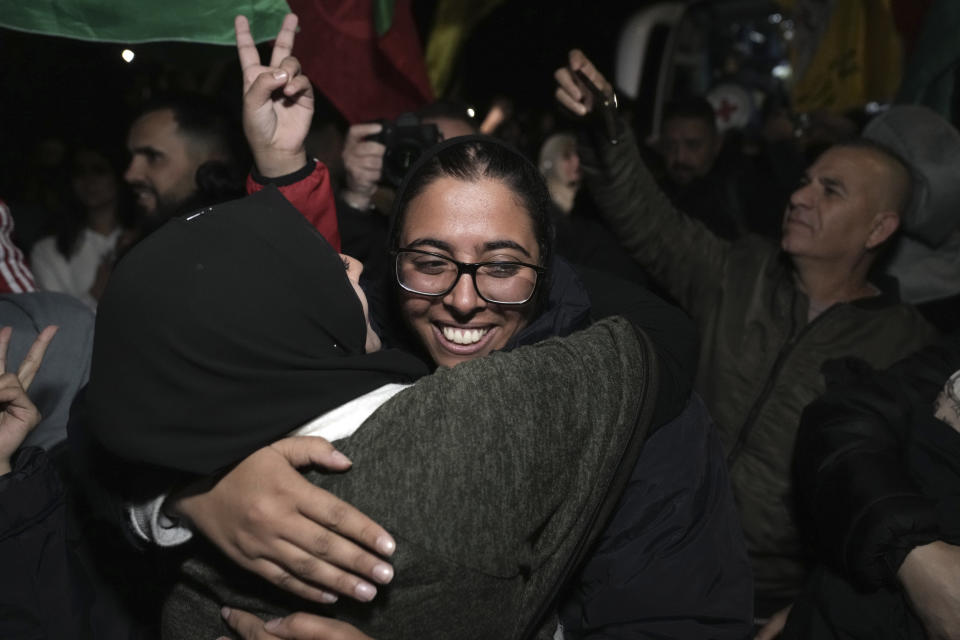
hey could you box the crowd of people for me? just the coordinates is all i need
[1,11,959,640]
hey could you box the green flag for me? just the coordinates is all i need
[0,0,291,45]
[372,0,396,37]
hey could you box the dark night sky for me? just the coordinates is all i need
[0,1,651,193]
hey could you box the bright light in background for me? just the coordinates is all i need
[768,13,783,25]
[466,107,476,118]
[772,63,792,80]
[121,49,135,63]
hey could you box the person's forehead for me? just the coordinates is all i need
[662,116,714,139]
[403,177,537,245]
[811,146,887,187]
[128,109,187,148]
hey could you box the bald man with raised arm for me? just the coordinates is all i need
[554,50,938,636]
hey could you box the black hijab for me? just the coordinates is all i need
[85,187,427,475]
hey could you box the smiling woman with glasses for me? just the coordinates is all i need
[382,135,556,368]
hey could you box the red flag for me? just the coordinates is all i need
[289,0,434,124]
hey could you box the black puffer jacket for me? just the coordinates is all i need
[794,331,960,588]
[787,332,960,639]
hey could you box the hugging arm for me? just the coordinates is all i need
[168,318,658,639]
[237,14,341,251]
[555,50,731,320]
[171,436,397,605]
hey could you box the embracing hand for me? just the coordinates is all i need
[219,607,373,640]
[171,436,396,604]
[0,325,58,474]
[235,14,313,177]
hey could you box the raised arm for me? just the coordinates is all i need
[554,50,732,318]
[236,14,311,178]
[0,325,57,473]
[236,14,340,250]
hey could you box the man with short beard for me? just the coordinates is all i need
[124,94,245,221]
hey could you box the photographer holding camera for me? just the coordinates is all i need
[333,101,477,264]
[339,102,477,206]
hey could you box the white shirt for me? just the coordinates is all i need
[128,383,411,546]
[30,228,121,311]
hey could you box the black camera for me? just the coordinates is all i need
[366,112,441,188]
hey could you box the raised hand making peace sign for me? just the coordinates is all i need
[235,14,313,178]
[0,325,58,474]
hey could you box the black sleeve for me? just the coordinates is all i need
[0,447,93,638]
[575,264,698,427]
[559,394,754,639]
[794,330,960,589]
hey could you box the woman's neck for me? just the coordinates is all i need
[86,201,119,236]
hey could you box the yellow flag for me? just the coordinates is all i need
[790,0,902,113]
[425,0,506,96]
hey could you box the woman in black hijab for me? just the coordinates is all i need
[84,182,662,639]
[86,185,426,475]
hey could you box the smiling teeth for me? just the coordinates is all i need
[442,326,488,345]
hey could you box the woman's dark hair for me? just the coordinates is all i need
[372,137,557,367]
[389,136,554,272]
[55,138,135,258]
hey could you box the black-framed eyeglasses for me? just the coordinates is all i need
[394,248,545,305]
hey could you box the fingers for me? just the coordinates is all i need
[221,606,272,640]
[269,14,299,68]
[0,326,11,375]
[270,612,374,640]
[270,436,352,471]
[222,608,374,640]
[554,66,589,115]
[248,553,341,604]
[245,55,309,109]
[295,485,396,558]
[570,49,613,99]
[0,374,32,402]
[258,538,385,603]
[246,69,293,112]
[278,521,394,596]
[282,73,313,102]
[345,123,384,146]
[18,326,57,391]
[554,49,613,116]
[235,15,261,73]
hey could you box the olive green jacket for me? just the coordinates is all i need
[579,120,938,599]
[162,318,658,639]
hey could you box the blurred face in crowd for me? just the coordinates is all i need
[341,253,381,354]
[72,150,118,212]
[124,108,206,216]
[781,146,902,264]
[660,116,720,185]
[398,176,540,369]
[539,134,581,187]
